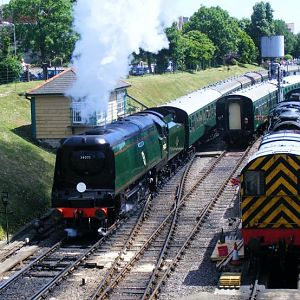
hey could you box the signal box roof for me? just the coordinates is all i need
[26,68,130,96]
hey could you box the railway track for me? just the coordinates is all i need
[0,206,143,300]
[0,210,66,283]
[157,140,261,299]
[48,158,203,299]
[0,155,201,299]
[0,140,261,300]
[15,154,214,299]
[0,241,26,264]
[84,146,251,300]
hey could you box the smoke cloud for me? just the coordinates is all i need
[66,0,200,122]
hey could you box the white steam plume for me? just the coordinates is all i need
[66,0,201,122]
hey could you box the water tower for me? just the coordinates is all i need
[261,35,285,101]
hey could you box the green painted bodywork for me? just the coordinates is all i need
[113,125,162,194]
[253,81,300,129]
[188,102,216,146]
[253,91,277,129]
[167,121,185,160]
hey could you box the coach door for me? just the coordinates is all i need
[228,102,241,130]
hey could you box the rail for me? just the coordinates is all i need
[147,146,253,299]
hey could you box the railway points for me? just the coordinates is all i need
[1,73,300,300]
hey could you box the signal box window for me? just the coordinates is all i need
[244,170,265,196]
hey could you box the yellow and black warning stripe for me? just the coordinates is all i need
[241,154,300,229]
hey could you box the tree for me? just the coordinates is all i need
[249,1,275,59]
[237,29,257,63]
[0,27,12,58]
[3,0,77,65]
[0,56,22,83]
[165,24,186,71]
[293,33,300,58]
[155,48,169,74]
[182,30,215,70]
[184,6,241,64]
[238,18,252,34]
[274,19,296,57]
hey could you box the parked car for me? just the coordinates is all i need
[20,71,38,82]
[37,68,64,80]
[130,66,149,76]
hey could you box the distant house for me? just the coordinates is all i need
[25,68,131,147]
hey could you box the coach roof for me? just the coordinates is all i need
[163,88,222,115]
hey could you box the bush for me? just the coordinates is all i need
[231,58,238,65]
[284,54,293,61]
[0,56,22,84]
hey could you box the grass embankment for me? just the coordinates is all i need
[0,81,55,239]
[126,64,262,107]
[0,64,261,240]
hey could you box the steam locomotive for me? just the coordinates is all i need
[51,70,269,232]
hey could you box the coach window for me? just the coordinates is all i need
[191,115,195,130]
[205,108,209,119]
[244,170,265,196]
[200,113,203,125]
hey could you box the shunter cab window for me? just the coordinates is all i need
[244,170,265,196]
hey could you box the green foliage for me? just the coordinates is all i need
[274,19,296,56]
[165,24,186,71]
[0,27,13,57]
[237,29,258,63]
[284,54,293,60]
[224,52,239,65]
[133,4,268,71]
[238,18,252,33]
[0,56,22,83]
[184,6,242,64]
[182,30,215,70]
[155,49,170,74]
[249,1,275,54]
[293,33,300,58]
[231,59,238,65]
[3,0,77,64]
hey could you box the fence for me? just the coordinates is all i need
[0,67,64,85]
